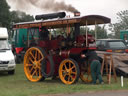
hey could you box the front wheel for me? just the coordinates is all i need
[59,58,80,85]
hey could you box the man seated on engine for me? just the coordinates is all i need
[39,27,49,40]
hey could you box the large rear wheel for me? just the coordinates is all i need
[24,47,45,82]
[59,58,80,85]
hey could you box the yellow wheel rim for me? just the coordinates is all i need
[59,59,78,85]
[24,47,44,82]
[80,66,92,83]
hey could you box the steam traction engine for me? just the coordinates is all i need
[13,12,111,84]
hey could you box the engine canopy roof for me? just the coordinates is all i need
[13,15,111,29]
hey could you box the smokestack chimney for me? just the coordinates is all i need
[74,11,80,17]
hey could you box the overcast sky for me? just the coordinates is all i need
[7,0,128,23]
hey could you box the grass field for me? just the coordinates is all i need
[0,64,128,96]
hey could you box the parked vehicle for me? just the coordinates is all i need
[0,27,16,75]
[120,30,128,46]
[12,12,110,84]
[96,39,128,53]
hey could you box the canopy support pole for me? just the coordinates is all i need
[95,21,97,40]
[86,21,88,47]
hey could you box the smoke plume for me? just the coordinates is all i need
[8,0,78,13]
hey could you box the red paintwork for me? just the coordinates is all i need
[38,41,48,49]
[46,55,62,75]
[46,58,51,74]
[38,38,63,50]
[70,47,96,54]
[52,55,63,75]
[49,39,59,50]
[70,48,87,54]
[76,35,86,44]
[88,47,97,50]
[15,47,24,54]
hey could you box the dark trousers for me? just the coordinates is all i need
[90,60,103,84]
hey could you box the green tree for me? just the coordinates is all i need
[10,11,34,23]
[0,0,11,28]
[107,33,115,39]
[109,10,128,38]
[96,25,108,39]
[80,27,90,35]
[80,25,108,39]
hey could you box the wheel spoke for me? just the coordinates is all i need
[68,76,70,81]
[39,68,41,76]
[87,75,89,80]
[38,51,40,60]
[69,62,71,69]
[35,50,38,60]
[37,65,41,70]
[37,57,44,63]
[71,71,76,75]
[35,68,38,76]
[68,75,72,81]
[64,64,68,70]
[31,69,36,76]
[70,66,75,70]
[63,73,67,79]
[62,69,66,72]
[30,51,35,59]
[26,64,32,67]
[36,64,41,76]
[29,57,34,64]
[30,66,34,73]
